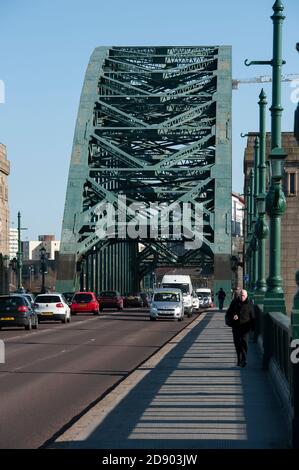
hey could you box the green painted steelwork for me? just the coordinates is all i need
[245,0,287,314]
[291,270,299,447]
[254,89,269,300]
[56,46,232,295]
[252,137,259,291]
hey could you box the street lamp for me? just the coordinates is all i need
[40,246,47,294]
[29,265,34,291]
[81,257,86,292]
[256,194,266,216]
[1,255,9,294]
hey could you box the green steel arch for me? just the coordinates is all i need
[56,46,232,296]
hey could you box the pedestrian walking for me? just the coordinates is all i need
[216,287,226,310]
[225,289,255,367]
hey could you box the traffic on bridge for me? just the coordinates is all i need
[0,0,299,463]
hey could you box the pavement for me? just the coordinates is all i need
[51,309,289,449]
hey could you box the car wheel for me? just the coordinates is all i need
[25,319,32,331]
[71,312,77,316]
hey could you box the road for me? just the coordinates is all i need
[0,308,199,449]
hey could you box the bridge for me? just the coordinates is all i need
[51,0,299,451]
[2,0,299,457]
[56,45,232,298]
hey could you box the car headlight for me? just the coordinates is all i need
[151,304,158,313]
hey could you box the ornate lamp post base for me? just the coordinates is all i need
[263,291,286,315]
[253,290,267,306]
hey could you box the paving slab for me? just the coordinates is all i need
[52,310,289,449]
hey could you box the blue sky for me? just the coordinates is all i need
[0,0,298,240]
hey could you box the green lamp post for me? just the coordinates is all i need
[251,137,260,293]
[254,90,269,303]
[245,169,254,292]
[245,0,287,314]
[249,168,255,292]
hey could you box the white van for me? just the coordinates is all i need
[161,274,193,317]
[195,288,212,308]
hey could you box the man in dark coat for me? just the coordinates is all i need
[226,289,254,367]
[216,288,226,310]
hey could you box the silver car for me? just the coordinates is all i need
[150,288,184,321]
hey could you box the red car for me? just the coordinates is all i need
[70,292,100,315]
[97,291,123,311]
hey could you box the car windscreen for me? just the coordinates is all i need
[0,297,24,309]
[162,283,189,294]
[197,291,211,296]
[153,292,180,302]
[73,293,93,303]
[35,295,61,303]
[100,291,117,297]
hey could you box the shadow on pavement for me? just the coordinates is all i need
[51,311,289,449]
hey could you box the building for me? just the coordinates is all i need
[21,256,58,294]
[22,235,60,261]
[244,132,299,313]
[0,144,10,256]
[232,192,244,237]
[231,192,244,290]
[9,228,18,260]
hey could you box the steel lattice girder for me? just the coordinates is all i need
[56,46,232,294]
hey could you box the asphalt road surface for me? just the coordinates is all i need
[0,308,200,449]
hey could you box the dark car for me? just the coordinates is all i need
[124,292,144,308]
[97,291,123,311]
[0,295,38,330]
[10,292,35,310]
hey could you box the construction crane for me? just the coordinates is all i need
[232,73,299,90]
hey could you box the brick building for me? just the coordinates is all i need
[244,132,299,313]
[0,143,10,256]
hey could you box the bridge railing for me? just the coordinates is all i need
[253,277,299,449]
[268,311,290,384]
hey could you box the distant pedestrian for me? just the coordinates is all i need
[225,289,255,367]
[216,288,226,310]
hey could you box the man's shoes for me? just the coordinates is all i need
[240,360,247,368]
[236,360,241,366]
